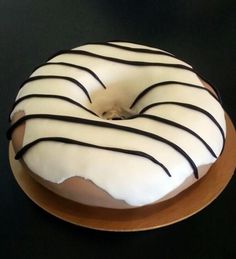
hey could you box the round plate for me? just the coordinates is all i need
[9,113,235,232]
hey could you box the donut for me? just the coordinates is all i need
[8,41,226,209]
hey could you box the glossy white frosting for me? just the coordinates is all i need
[10,41,226,206]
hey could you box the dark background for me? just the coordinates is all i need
[0,1,235,258]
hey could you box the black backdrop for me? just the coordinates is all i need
[1,1,235,258]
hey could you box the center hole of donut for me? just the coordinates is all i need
[101,107,133,120]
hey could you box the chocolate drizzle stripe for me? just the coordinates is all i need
[47,49,195,72]
[31,62,106,89]
[11,96,217,157]
[140,101,225,154]
[129,114,217,158]
[7,114,199,179]
[47,49,221,101]
[130,81,219,109]
[105,45,221,103]
[19,75,92,103]
[108,40,173,55]
[85,42,175,57]
[10,94,97,117]
[15,137,171,177]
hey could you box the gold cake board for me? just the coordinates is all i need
[9,113,236,231]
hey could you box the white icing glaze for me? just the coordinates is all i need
[10,42,226,207]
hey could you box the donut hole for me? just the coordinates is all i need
[101,107,134,120]
[89,86,136,120]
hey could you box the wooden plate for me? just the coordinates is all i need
[9,113,236,232]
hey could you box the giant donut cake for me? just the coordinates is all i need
[8,41,226,209]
